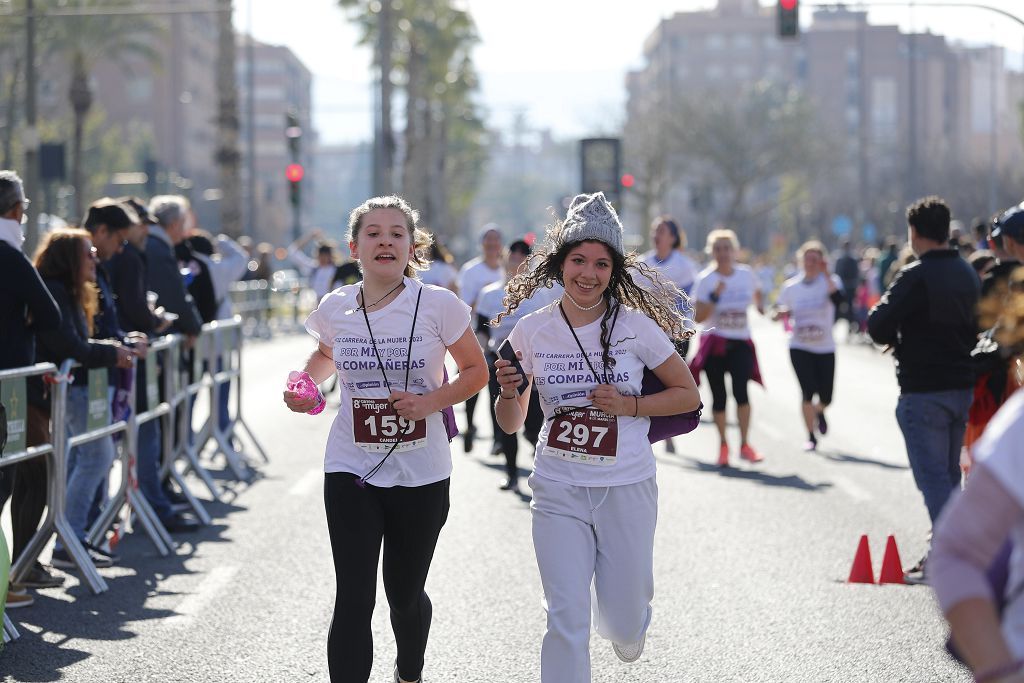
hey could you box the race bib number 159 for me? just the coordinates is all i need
[352,398,427,453]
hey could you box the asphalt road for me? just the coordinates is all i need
[2,316,970,682]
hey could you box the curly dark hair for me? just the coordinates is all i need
[494,220,693,375]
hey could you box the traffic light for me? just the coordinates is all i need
[284,109,303,220]
[777,0,799,39]
[621,173,635,189]
[286,163,303,207]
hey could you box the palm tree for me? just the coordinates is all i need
[39,0,160,218]
[338,0,397,195]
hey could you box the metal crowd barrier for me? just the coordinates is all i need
[1,316,266,643]
[229,279,272,338]
[0,362,56,643]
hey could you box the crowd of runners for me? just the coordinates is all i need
[280,187,1024,683]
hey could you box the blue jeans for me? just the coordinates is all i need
[63,385,118,543]
[895,389,973,524]
[137,419,175,522]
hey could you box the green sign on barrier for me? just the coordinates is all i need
[0,377,27,454]
[87,368,111,432]
[145,356,159,408]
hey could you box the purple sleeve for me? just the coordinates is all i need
[930,464,1024,613]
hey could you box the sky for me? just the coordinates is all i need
[234,0,1024,146]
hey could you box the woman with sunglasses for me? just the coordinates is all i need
[282,195,487,683]
[493,192,700,682]
[33,229,136,569]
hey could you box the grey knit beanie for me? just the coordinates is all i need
[558,192,624,256]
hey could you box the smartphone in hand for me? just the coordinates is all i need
[496,339,528,395]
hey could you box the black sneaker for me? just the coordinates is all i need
[462,427,476,453]
[817,411,828,435]
[19,562,65,589]
[490,441,504,456]
[51,545,114,570]
[498,477,519,492]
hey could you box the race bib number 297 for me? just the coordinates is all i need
[544,406,618,466]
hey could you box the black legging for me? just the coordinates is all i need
[789,349,836,404]
[704,339,755,412]
[485,351,543,480]
[324,472,450,683]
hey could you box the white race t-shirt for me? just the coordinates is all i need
[477,282,562,352]
[693,265,760,340]
[507,302,675,487]
[775,273,843,354]
[973,391,1024,657]
[457,257,503,311]
[304,277,471,486]
[641,249,699,295]
[420,261,458,290]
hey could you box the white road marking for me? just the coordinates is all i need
[833,475,872,502]
[164,566,239,629]
[288,468,322,497]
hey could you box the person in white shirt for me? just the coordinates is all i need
[493,192,699,682]
[691,228,766,467]
[283,195,488,683]
[476,239,558,491]
[773,240,845,451]
[640,216,698,354]
[419,239,458,293]
[639,216,699,456]
[455,224,504,451]
[288,228,339,303]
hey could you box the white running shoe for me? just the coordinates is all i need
[612,630,647,663]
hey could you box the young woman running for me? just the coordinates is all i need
[691,228,766,467]
[773,240,844,451]
[493,192,700,682]
[283,196,488,683]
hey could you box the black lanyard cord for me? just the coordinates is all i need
[557,300,620,387]
[356,285,423,487]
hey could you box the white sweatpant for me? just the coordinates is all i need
[529,473,658,683]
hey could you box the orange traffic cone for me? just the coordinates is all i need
[847,534,875,584]
[879,535,905,584]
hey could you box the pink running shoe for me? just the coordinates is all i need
[740,443,764,463]
[717,443,730,467]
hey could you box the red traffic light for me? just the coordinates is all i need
[780,0,797,9]
[621,173,635,188]
[285,163,305,183]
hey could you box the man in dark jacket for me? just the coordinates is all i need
[0,170,63,596]
[868,196,979,584]
[145,195,202,338]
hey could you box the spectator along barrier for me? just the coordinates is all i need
[0,316,266,644]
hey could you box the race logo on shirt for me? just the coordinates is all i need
[356,381,381,389]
